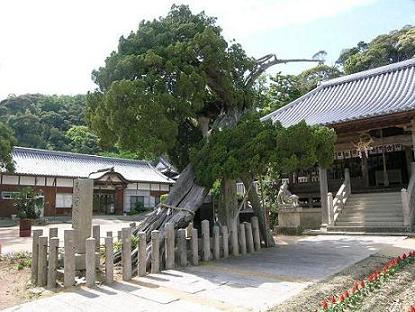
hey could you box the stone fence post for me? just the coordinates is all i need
[221,226,229,258]
[31,229,43,284]
[244,223,254,254]
[239,223,247,255]
[92,225,100,252]
[122,227,132,280]
[165,223,175,269]
[327,192,334,226]
[105,236,114,284]
[401,188,411,228]
[178,229,187,267]
[86,237,96,287]
[151,230,160,273]
[138,232,147,276]
[64,229,75,287]
[251,217,261,251]
[47,237,59,289]
[201,220,210,261]
[213,226,220,260]
[37,236,48,287]
[231,222,239,256]
[191,228,199,265]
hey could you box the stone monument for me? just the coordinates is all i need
[72,178,94,269]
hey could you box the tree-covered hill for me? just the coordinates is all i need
[0,94,101,154]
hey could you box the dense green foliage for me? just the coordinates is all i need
[261,25,415,116]
[260,65,341,115]
[0,94,94,151]
[191,114,336,186]
[0,121,16,172]
[337,25,415,74]
[87,5,257,170]
[13,187,43,219]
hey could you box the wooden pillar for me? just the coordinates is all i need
[319,167,329,227]
[405,146,413,178]
[361,154,369,187]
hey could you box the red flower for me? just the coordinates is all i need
[360,280,365,289]
[339,294,345,302]
[331,296,337,304]
[321,300,328,310]
[344,290,349,298]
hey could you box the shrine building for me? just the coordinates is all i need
[262,59,415,232]
[0,147,174,218]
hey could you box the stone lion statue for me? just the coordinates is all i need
[276,181,299,208]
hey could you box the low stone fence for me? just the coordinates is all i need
[31,217,262,289]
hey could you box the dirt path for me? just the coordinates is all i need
[0,254,53,310]
[269,253,415,312]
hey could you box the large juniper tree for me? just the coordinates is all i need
[87,5,334,260]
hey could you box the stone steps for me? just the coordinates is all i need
[331,191,406,232]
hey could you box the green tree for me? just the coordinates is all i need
[261,65,341,116]
[88,5,332,250]
[0,121,16,172]
[8,112,46,148]
[337,25,415,74]
[65,126,101,154]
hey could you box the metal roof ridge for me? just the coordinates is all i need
[321,58,415,87]
[12,146,149,165]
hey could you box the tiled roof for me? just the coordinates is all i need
[261,59,415,127]
[9,147,174,184]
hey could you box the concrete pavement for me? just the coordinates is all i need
[0,215,147,254]
[3,235,414,312]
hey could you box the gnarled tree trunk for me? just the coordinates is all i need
[240,175,275,247]
[114,164,208,268]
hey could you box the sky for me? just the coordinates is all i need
[0,0,414,101]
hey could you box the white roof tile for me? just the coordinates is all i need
[9,147,174,184]
[261,59,415,126]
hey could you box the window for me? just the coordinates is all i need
[130,196,144,210]
[155,196,160,206]
[1,191,19,200]
[56,193,73,208]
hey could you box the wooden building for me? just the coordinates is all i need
[262,59,415,232]
[0,147,174,218]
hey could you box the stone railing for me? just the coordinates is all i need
[327,168,351,226]
[30,217,262,289]
[400,162,415,231]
